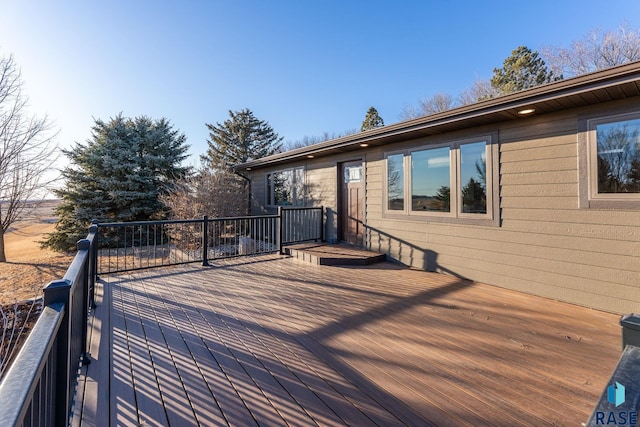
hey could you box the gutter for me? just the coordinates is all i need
[234,60,640,171]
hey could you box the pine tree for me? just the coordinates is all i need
[42,114,190,251]
[201,108,283,170]
[361,106,384,131]
[491,46,559,95]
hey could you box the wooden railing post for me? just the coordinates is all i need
[202,215,210,266]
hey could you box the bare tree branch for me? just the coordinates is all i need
[0,53,59,262]
[541,24,640,78]
[399,93,458,121]
[458,79,502,105]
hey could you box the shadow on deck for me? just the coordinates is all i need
[74,254,621,426]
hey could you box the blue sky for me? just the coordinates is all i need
[2,1,640,170]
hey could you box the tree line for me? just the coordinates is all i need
[1,23,638,257]
[399,24,640,119]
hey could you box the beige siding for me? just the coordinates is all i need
[250,170,268,213]
[364,102,639,314]
[251,99,640,314]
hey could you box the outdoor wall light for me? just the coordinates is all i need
[359,143,369,147]
[307,155,315,158]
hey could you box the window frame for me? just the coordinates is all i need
[384,150,407,212]
[583,111,640,208]
[265,166,306,207]
[383,134,498,226]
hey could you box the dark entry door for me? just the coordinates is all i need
[340,161,364,246]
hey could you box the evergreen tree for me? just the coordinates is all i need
[430,186,451,212]
[201,108,283,170]
[491,46,558,95]
[43,114,190,251]
[361,106,384,131]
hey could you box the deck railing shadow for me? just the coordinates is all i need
[364,223,468,279]
[107,259,477,425]
[0,208,632,426]
[0,207,321,427]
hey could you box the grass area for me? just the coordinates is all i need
[0,200,73,305]
[0,201,73,377]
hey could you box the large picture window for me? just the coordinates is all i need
[590,114,640,197]
[384,136,495,223]
[411,147,451,212]
[266,167,305,206]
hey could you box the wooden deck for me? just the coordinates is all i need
[73,254,621,426]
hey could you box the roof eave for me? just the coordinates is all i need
[235,61,640,171]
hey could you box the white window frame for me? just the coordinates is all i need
[265,166,306,207]
[383,135,497,225]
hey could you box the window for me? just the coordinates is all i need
[384,136,495,223]
[588,113,640,199]
[387,153,404,210]
[344,165,362,183]
[411,147,451,212]
[459,141,487,214]
[266,167,305,206]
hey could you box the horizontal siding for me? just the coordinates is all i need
[500,183,577,197]
[503,208,640,226]
[424,223,639,258]
[499,219,640,242]
[361,102,640,314]
[426,233,635,272]
[250,100,640,314]
[499,142,576,162]
[500,170,577,185]
[500,197,578,210]
[306,165,336,209]
[500,157,576,174]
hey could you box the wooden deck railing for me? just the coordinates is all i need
[0,207,323,426]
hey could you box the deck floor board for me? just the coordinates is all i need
[75,254,621,426]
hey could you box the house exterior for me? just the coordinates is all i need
[235,62,640,315]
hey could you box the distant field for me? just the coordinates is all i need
[0,200,73,305]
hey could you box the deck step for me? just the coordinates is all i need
[284,243,386,266]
